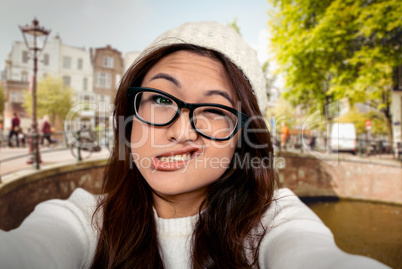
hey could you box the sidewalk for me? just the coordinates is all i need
[0,145,110,178]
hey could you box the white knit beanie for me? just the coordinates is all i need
[137,21,268,112]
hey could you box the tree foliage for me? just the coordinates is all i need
[262,61,278,100]
[23,76,73,127]
[227,18,241,34]
[335,107,388,136]
[268,0,402,141]
[272,97,296,129]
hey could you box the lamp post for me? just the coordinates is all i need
[19,18,51,169]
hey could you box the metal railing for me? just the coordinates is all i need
[272,133,401,160]
[1,130,113,166]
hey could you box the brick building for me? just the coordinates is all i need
[90,45,124,128]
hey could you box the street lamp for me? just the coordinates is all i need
[19,18,51,169]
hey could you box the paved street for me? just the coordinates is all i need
[0,145,110,177]
[1,143,399,179]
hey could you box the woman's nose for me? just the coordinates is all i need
[166,110,198,142]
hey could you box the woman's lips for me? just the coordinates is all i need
[152,148,201,171]
[158,153,192,162]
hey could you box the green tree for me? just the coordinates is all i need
[262,61,278,101]
[272,97,296,129]
[23,76,73,127]
[335,108,367,135]
[366,110,388,136]
[335,107,388,136]
[227,18,241,34]
[268,0,402,142]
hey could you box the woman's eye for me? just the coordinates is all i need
[153,95,172,105]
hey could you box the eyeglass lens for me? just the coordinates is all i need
[134,91,238,139]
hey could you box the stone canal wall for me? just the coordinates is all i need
[0,154,401,230]
[0,160,106,230]
[276,152,402,204]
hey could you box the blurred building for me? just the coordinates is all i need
[2,35,93,130]
[1,36,123,132]
[90,45,124,129]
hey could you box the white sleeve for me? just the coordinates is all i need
[259,188,390,269]
[0,188,99,269]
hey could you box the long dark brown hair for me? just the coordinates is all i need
[91,44,276,268]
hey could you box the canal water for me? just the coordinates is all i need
[304,198,402,269]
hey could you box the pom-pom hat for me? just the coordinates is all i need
[136,21,268,112]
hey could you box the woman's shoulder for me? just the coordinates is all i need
[268,188,318,215]
[24,187,102,241]
[262,188,332,236]
[31,188,101,221]
[0,188,102,268]
[64,187,100,211]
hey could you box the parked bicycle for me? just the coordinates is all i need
[69,125,101,160]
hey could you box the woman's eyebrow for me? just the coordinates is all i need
[205,90,235,107]
[149,73,181,87]
[149,73,234,106]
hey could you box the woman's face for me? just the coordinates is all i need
[131,50,239,204]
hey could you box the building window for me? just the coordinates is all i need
[78,58,83,70]
[105,95,111,105]
[18,92,24,102]
[9,91,23,103]
[22,51,29,63]
[103,56,114,68]
[21,71,28,82]
[62,76,71,87]
[96,72,111,88]
[97,94,112,105]
[83,78,88,90]
[79,94,95,103]
[10,91,18,102]
[43,54,50,66]
[63,56,71,69]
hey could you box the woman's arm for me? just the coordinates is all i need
[0,188,99,269]
[259,188,390,269]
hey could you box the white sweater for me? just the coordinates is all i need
[0,188,389,269]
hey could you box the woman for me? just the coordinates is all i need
[41,116,53,146]
[0,22,389,269]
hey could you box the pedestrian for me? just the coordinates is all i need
[309,134,316,150]
[280,122,290,150]
[8,112,20,147]
[0,21,389,269]
[40,115,53,146]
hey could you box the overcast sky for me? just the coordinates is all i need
[1,0,274,72]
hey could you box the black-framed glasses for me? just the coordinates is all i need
[127,87,248,141]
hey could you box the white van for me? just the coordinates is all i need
[330,123,357,154]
